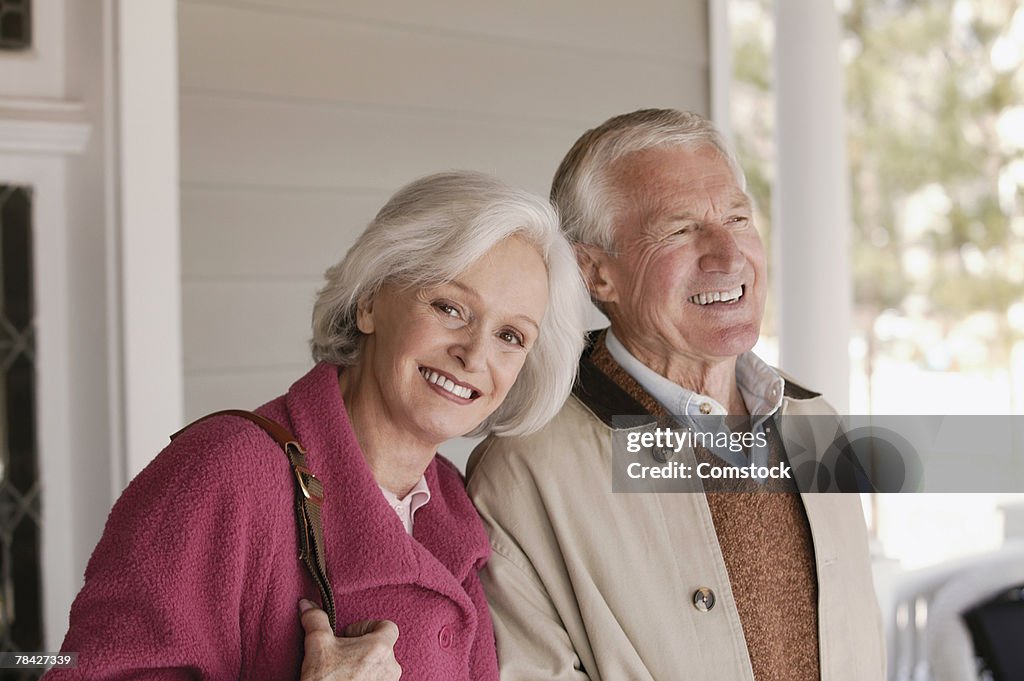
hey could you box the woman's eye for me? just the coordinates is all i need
[432,302,461,318]
[498,329,525,346]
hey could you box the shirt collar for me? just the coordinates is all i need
[378,475,432,533]
[604,329,784,423]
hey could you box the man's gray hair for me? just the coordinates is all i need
[311,170,588,437]
[550,108,746,250]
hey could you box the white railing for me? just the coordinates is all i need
[876,540,1024,681]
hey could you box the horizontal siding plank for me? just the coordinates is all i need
[184,0,707,64]
[181,187,387,279]
[184,367,310,420]
[179,89,704,194]
[178,0,710,423]
[182,282,316,372]
[179,3,705,124]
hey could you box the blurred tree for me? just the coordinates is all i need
[731,0,1024,406]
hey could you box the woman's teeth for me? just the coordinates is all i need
[420,368,474,399]
[689,285,744,305]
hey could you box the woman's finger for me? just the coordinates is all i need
[342,619,399,645]
[298,599,333,635]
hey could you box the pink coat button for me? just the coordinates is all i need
[438,625,453,649]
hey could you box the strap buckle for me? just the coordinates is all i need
[293,463,324,506]
[292,440,323,503]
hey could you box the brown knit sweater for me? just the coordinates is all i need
[590,338,821,681]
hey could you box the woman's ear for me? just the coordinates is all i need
[355,295,375,334]
[574,243,619,305]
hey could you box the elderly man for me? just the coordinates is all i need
[466,109,884,681]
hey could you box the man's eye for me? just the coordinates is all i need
[498,329,525,346]
[727,216,750,228]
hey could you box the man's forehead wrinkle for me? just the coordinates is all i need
[607,145,751,248]
[644,190,739,227]
[607,156,662,246]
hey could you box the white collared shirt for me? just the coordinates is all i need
[605,329,784,468]
[379,475,431,534]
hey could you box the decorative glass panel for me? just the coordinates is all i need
[0,186,41,681]
[0,0,30,51]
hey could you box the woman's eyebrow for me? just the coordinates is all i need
[514,315,541,334]
[446,280,540,333]
[445,279,479,300]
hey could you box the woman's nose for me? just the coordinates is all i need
[449,330,487,372]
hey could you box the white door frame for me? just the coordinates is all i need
[0,0,182,648]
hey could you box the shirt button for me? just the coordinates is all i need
[699,402,712,415]
[693,587,716,612]
[653,446,674,463]
[438,625,453,649]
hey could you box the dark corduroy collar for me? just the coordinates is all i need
[572,329,821,428]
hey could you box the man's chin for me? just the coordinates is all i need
[700,327,760,359]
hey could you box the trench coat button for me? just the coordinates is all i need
[693,587,716,612]
[438,625,453,649]
[653,446,673,463]
[699,402,713,415]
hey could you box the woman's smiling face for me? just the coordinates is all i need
[355,235,549,450]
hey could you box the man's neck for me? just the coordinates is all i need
[612,330,749,416]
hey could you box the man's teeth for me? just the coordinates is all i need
[420,368,474,399]
[689,285,744,306]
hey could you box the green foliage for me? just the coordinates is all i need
[731,0,1024,371]
[931,272,1024,316]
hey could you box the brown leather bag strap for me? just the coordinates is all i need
[170,409,337,632]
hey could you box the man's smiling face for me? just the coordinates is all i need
[589,144,767,370]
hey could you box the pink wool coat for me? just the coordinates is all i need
[54,362,499,681]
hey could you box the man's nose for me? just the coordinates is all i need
[449,328,487,372]
[697,226,744,274]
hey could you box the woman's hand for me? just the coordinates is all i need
[298,599,402,681]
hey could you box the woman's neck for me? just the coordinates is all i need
[337,365,437,498]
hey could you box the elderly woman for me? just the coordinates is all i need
[54,171,588,681]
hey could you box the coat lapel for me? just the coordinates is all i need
[279,363,487,616]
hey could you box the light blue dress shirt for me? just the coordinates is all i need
[605,329,784,471]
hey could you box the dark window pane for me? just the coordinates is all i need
[0,187,41,681]
[0,0,31,51]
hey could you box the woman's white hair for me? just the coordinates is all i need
[311,170,588,438]
[550,108,747,251]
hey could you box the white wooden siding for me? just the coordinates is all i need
[179,0,710,466]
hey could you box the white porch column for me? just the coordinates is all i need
[773,0,851,412]
[117,0,184,478]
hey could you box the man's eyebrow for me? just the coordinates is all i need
[656,193,753,221]
[444,280,541,332]
[729,195,753,210]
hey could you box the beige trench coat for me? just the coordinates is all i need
[467,355,885,681]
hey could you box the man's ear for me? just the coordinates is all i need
[355,294,375,334]
[574,243,619,305]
